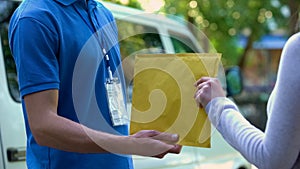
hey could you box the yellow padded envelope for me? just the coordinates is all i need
[130,53,221,147]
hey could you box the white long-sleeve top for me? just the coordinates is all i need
[206,33,300,169]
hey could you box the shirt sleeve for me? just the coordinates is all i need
[205,33,300,169]
[10,17,60,98]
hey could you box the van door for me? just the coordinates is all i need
[0,1,27,169]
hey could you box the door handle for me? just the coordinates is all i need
[7,147,26,162]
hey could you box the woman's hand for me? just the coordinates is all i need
[194,77,225,108]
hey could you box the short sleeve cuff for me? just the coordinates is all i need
[20,82,60,98]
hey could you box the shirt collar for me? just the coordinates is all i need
[53,0,80,6]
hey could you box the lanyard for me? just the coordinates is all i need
[102,48,114,83]
[74,0,115,83]
[73,1,128,127]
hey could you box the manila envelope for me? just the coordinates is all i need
[130,53,221,147]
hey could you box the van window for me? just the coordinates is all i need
[0,1,21,102]
[169,31,198,53]
[116,19,164,91]
[117,19,164,59]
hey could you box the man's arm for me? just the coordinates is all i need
[24,89,181,157]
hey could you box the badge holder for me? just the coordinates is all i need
[103,49,129,126]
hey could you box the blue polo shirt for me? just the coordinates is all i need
[9,0,133,168]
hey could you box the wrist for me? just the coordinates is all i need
[205,97,237,127]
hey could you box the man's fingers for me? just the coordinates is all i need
[168,144,182,154]
[152,133,179,144]
[152,144,182,159]
[132,130,179,144]
[132,130,160,138]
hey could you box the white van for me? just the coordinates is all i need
[0,1,251,169]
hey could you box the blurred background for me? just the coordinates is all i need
[103,0,300,131]
[1,1,299,168]
[2,0,299,134]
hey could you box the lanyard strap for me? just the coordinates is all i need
[87,0,114,82]
[75,0,115,82]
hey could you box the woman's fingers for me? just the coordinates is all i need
[194,77,211,87]
[194,77,225,108]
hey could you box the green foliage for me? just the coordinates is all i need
[162,0,290,66]
[102,0,142,9]
[126,0,142,9]
[111,0,297,66]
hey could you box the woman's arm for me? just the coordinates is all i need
[194,33,300,169]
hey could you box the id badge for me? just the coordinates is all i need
[105,79,129,126]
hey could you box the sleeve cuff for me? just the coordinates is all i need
[20,82,60,98]
[205,97,239,127]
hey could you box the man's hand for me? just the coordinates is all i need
[131,130,182,158]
